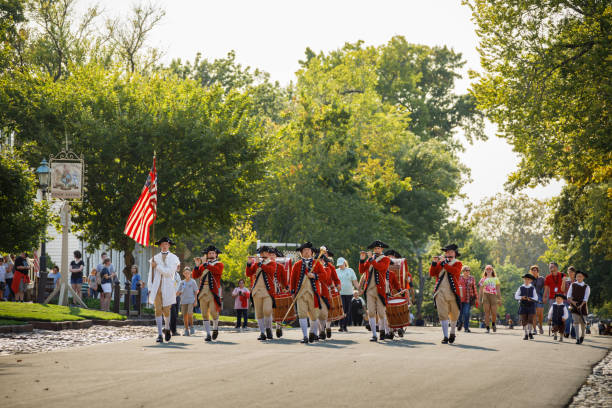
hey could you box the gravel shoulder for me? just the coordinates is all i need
[0,326,610,408]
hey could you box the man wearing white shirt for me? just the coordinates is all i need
[148,237,180,343]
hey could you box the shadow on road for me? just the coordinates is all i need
[325,339,358,345]
[144,342,191,349]
[206,340,238,345]
[379,339,436,348]
[451,343,498,351]
[307,342,345,349]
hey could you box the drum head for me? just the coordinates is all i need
[388,298,407,305]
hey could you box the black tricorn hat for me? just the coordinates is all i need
[384,249,402,258]
[273,247,284,257]
[522,273,536,281]
[367,240,389,249]
[441,244,461,257]
[257,246,272,254]
[555,293,567,300]
[325,250,334,258]
[202,245,222,255]
[297,242,314,252]
[155,237,175,246]
[576,270,588,278]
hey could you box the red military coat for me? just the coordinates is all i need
[359,255,391,302]
[429,259,462,298]
[193,260,224,308]
[290,259,327,308]
[246,260,284,297]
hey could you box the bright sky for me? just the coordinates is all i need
[81,0,564,210]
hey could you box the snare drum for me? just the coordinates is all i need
[273,292,296,322]
[328,291,345,322]
[386,297,410,328]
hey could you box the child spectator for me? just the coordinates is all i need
[514,273,538,340]
[177,267,198,336]
[350,290,365,326]
[48,266,61,288]
[548,293,569,342]
[232,279,250,331]
[567,270,590,344]
[87,269,98,298]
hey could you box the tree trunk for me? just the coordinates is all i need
[123,249,135,281]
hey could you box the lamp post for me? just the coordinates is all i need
[35,159,51,303]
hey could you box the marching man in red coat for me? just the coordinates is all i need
[359,240,391,342]
[430,244,463,344]
[320,248,341,339]
[193,245,224,342]
[269,247,289,338]
[290,242,327,344]
[246,246,285,341]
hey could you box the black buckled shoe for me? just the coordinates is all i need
[266,328,273,340]
[212,329,219,340]
[276,327,283,338]
[492,323,497,333]
[308,332,315,343]
[319,330,326,340]
[575,337,580,344]
[326,328,332,338]
[457,323,463,331]
[523,334,528,340]
[301,336,309,344]
[397,328,404,337]
[386,331,394,340]
[156,335,163,343]
[163,328,171,342]
[579,336,584,344]
[449,333,456,344]
[257,333,267,341]
[441,337,449,344]
[528,332,534,340]
[379,329,385,340]
[370,335,378,342]
[486,326,490,334]
[205,334,212,342]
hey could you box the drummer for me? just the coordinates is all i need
[268,246,289,338]
[290,242,328,344]
[385,249,407,338]
[246,246,282,341]
[321,247,341,338]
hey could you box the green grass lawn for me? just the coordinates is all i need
[0,302,126,322]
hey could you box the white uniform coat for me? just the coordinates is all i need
[147,251,180,307]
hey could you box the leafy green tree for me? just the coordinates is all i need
[4,64,270,279]
[219,219,257,285]
[466,0,610,189]
[471,193,550,270]
[0,148,49,253]
[466,0,611,306]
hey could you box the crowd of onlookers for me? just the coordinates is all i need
[0,252,33,302]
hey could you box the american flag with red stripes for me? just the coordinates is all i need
[124,157,157,246]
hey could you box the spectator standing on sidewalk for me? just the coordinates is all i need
[457,265,478,333]
[232,279,250,331]
[531,265,545,335]
[335,257,358,331]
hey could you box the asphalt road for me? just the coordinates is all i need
[1,326,610,408]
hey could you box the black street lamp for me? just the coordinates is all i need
[35,159,51,302]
